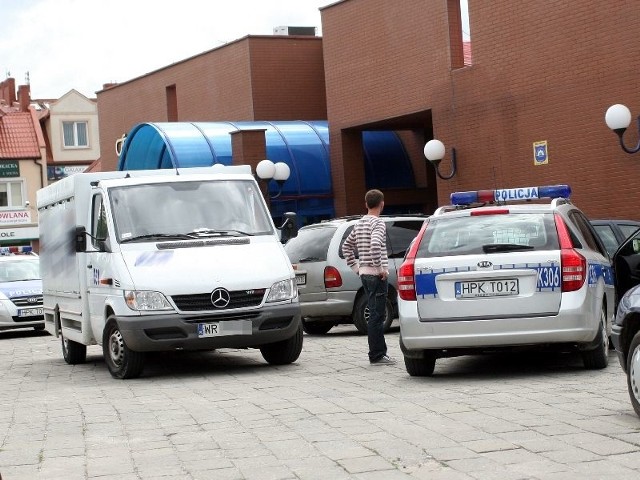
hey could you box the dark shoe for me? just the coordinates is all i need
[370,355,396,365]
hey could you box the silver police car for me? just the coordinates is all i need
[398,185,614,376]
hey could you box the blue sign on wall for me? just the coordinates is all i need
[533,140,548,165]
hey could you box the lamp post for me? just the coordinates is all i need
[605,103,640,154]
[424,139,457,180]
[255,159,291,210]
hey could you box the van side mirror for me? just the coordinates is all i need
[279,212,298,244]
[75,225,87,252]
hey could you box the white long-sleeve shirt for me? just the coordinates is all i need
[341,215,389,275]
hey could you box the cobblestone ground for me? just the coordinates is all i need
[1,324,639,480]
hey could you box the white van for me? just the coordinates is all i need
[37,166,302,378]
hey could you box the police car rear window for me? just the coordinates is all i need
[417,213,559,257]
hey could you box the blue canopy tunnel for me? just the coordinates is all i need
[118,121,416,224]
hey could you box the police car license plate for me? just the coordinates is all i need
[197,320,251,337]
[18,307,43,317]
[455,279,519,298]
[295,273,306,286]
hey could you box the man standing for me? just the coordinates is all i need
[342,189,396,365]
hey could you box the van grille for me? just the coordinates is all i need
[172,289,265,311]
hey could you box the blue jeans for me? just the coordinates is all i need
[360,274,388,362]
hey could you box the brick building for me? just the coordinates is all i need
[96,0,640,220]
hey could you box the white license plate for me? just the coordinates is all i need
[295,273,306,286]
[455,279,519,298]
[197,320,252,338]
[18,307,43,317]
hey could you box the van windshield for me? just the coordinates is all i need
[109,179,275,243]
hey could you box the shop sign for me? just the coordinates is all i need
[0,210,32,226]
[0,161,20,177]
[47,165,89,181]
[0,226,38,241]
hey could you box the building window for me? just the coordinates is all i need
[0,181,24,208]
[63,121,89,148]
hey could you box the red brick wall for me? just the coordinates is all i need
[97,36,326,172]
[322,0,640,219]
[249,37,326,121]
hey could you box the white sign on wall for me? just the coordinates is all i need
[0,226,39,241]
[0,210,31,226]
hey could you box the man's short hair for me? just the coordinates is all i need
[365,189,384,209]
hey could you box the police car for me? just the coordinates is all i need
[397,185,614,376]
[0,246,44,333]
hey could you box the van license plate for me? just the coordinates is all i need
[197,320,252,338]
[18,308,43,317]
[455,279,519,298]
[295,273,306,285]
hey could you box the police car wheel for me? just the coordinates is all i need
[103,318,145,379]
[61,331,86,365]
[353,295,393,335]
[626,331,640,418]
[581,307,609,370]
[404,352,436,377]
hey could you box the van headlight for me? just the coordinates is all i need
[124,290,173,311]
[266,278,297,303]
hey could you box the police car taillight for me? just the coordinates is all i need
[451,184,571,205]
[324,266,343,288]
[398,222,429,301]
[554,213,586,292]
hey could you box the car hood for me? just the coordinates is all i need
[0,280,42,300]
[120,239,292,293]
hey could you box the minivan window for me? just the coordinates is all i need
[387,220,424,258]
[284,226,336,262]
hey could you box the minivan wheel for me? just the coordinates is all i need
[353,295,393,335]
[103,318,145,379]
[404,352,436,377]
[581,308,609,370]
[627,331,640,418]
[301,319,334,335]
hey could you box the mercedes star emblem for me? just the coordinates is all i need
[210,287,231,308]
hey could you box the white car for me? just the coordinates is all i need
[0,246,44,333]
[398,185,614,376]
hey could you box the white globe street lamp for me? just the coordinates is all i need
[605,103,640,154]
[424,139,457,180]
[255,159,291,199]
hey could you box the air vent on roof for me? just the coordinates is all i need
[273,26,316,36]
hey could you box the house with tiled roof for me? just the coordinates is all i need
[0,78,46,249]
[37,89,100,181]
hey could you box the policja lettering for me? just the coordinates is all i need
[494,187,539,202]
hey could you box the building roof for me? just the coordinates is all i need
[0,111,42,159]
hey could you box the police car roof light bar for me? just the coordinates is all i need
[0,246,33,255]
[450,184,571,206]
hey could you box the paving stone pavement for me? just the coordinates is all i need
[1,324,639,480]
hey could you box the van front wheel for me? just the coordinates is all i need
[260,322,303,365]
[103,318,145,379]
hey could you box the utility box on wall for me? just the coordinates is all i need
[273,26,316,36]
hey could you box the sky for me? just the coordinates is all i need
[0,0,333,99]
[1,0,469,100]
